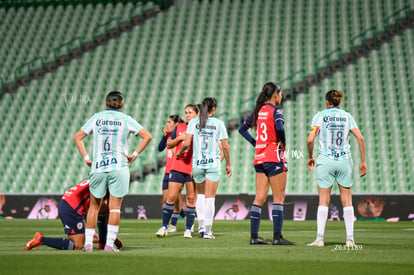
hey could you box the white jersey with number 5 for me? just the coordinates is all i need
[311,107,357,160]
[187,116,228,169]
[81,109,143,173]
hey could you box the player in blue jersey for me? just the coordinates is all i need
[74,91,152,252]
[24,179,123,251]
[306,90,367,248]
[239,82,294,245]
[178,97,232,239]
[158,114,186,232]
[156,104,199,238]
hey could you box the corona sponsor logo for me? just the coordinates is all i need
[323,115,347,123]
[96,119,122,127]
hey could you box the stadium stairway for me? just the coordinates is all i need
[0,0,170,95]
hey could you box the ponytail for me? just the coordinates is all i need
[326,90,343,107]
[199,97,217,131]
[106,91,124,109]
[252,82,281,128]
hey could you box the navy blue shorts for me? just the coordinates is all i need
[58,200,85,235]
[169,170,192,184]
[254,162,288,177]
[162,173,169,190]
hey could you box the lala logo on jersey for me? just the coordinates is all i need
[96,157,118,169]
[196,158,214,165]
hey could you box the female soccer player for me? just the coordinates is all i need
[74,91,152,252]
[306,90,367,248]
[158,114,185,232]
[25,179,123,251]
[156,104,199,238]
[178,97,232,239]
[239,82,294,245]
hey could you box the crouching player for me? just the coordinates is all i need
[24,179,123,251]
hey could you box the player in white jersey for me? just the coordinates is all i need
[306,90,367,248]
[178,97,232,239]
[74,91,152,252]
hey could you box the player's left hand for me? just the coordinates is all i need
[122,153,137,166]
[359,162,367,177]
[307,158,315,171]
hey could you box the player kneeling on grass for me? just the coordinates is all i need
[25,179,123,251]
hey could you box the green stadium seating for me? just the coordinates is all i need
[0,0,412,194]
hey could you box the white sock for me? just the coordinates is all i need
[85,228,95,247]
[196,194,205,230]
[105,224,119,248]
[316,205,329,240]
[205,198,215,234]
[343,206,354,241]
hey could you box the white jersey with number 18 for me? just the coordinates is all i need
[310,107,357,161]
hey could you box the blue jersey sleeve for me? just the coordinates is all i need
[170,127,177,140]
[158,135,168,152]
[274,107,286,144]
[238,112,256,147]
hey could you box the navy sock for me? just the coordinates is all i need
[272,204,284,239]
[180,209,186,218]
[41,237,74,250]
[162,203,174,227]
[250,205,262,239]
[97,213,107,246]
[185,207,196,230]
[171,213,180,226]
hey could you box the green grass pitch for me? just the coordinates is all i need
[1,219,413,274]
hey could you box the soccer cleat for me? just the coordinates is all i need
[155,226,168,237]
[307,239,325,247]
[114,237,124,250]
[203,232,215,239]
[272,236,296,245]
[346,239,355,248]
[84,244,93,252]
[184,229,192,238]
[250,237,271,245]
[97,243,105,250]
[198,227,205,238]
[167,225,177,233]
[104,245,119,252]
[25,232,44,250]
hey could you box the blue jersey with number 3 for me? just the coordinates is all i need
[311,107,357,160]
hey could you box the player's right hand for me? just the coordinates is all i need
[85,159,92,167]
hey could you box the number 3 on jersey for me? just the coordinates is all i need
[256,122,268,141]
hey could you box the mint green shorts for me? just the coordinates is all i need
[89,167,130,198]
[192,167,221,183]
[316,155,353,188]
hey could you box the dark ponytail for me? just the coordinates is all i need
[199,97,217,131]
[252,82,281,128]
[326,90,343,107]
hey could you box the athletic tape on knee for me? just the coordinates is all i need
[110,209,121,213]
